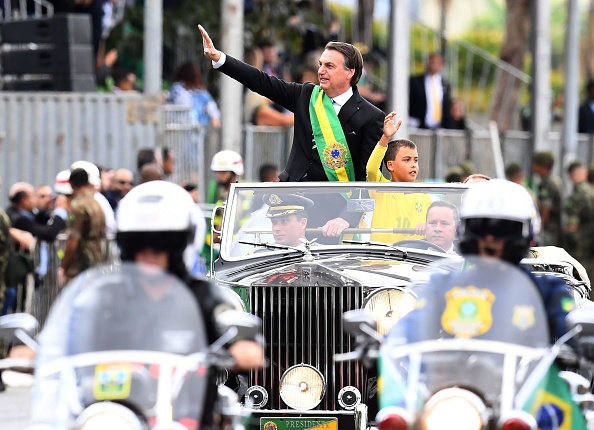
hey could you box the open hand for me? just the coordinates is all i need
[198,24,222,62]
[383,111,403,139]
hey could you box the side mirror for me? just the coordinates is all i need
[216,310,262,341]
[0,313,38,342]
[342,309,378,337]
[566,305,594,337]
[346,198,375,213]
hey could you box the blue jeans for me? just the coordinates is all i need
[1,287,17,315]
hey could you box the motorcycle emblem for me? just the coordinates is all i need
[512,305,535,330]
[441,286,495,338]
[93,363,133,400]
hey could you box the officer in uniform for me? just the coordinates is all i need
[564,160,594,290]
[117,181,263,427]
[263,194,314,247]
[531,151,562,246]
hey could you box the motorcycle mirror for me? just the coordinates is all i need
[566,302,594,336]
[342,309,377,337]
[216,310,262,340]
[0,313,38,342]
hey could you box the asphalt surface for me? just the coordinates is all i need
[0,385,32,429]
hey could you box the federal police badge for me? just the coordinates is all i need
[512,305,535,330]
[441,286,495,338]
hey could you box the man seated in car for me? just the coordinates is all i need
[262,193,314,247]
[424,200,459,254]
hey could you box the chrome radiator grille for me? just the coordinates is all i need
[249,283,365,410]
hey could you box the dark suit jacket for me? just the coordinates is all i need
[578,101,594,134]
[218,55,385,182]
[6,206,66,242]
[409,74,452,129]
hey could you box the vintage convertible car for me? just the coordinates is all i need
[209,181,590,430]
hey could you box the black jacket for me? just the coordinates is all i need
[409,73,453,129]
[6,206,66,242]
[218,55,385,182]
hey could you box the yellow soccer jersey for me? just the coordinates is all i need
[369,191,432,243]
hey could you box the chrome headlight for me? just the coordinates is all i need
[363,288,416,335]
[422,388,488,430]
[77,402,144,430]
[280,364,325,410]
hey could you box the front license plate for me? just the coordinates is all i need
[260,417,337,430]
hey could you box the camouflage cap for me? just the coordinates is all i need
[263,193,314,218]
[532,151,555,169]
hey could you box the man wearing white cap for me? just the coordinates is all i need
[70,161,116,239]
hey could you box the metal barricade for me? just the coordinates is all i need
[162,104,221,203]
[242,125,292,181]
[29,236,118,329]
[409,129,435,181]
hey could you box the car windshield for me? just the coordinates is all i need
[217,182,467,260]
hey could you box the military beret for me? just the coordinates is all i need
[262,193,314,218]
[532,151,555,168]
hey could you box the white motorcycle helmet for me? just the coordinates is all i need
[459,179,541,264]
[210,150,244,176]
[116,181,206,278]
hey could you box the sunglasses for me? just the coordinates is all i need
[117,180,134,186]
[37,194,55,199]
[464,218,526,239]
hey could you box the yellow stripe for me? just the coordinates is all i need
[314,92,337,145]
[336,166,348,182]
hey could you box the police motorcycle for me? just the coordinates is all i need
[0,262,261,430]
[337,256,594,430]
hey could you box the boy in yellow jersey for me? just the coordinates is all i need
[366,111,432,243]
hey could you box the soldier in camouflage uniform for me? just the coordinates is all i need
[59,168,106,284]
[564,160,594,288]
[532,151,563,246]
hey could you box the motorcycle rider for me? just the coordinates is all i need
[391,179,575,342]
[115,180,264,426]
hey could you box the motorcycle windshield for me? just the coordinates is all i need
[380,257,551,419]
[31,263,209,429]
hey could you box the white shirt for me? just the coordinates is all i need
[330,88,354,115]
[94,192,116,239]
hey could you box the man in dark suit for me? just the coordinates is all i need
[199,25,384,238]
[409,53,452,129]
[6,182,67,243]
[578,79,594,134]
[199,25,384,184]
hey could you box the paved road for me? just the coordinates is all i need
[0,386,31,429]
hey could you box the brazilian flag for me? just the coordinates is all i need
[520,363,586,430]
[377,355,407,410]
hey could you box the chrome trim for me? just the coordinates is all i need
[250,282,365,409]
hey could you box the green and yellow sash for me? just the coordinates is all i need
[309,86,355,182]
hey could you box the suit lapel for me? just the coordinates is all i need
[338,88,362,124]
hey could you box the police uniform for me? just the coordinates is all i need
[64,190,107,279]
